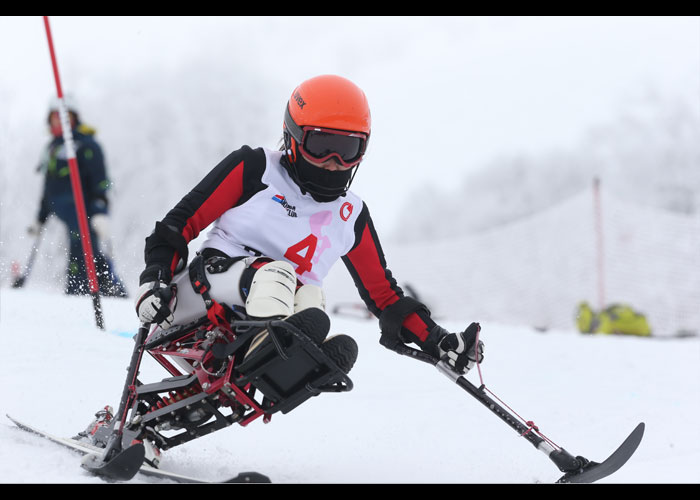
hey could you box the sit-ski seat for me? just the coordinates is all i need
[233,307,356,414]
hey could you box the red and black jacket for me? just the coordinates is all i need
[140,145,439,350]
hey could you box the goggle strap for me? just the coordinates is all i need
[284,105,304,143]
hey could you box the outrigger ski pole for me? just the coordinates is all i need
[81,322,152,481]
[380,334,645,483]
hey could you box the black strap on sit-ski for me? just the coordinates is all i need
[188,254,231,327]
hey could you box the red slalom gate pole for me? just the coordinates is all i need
[43,16,105,330]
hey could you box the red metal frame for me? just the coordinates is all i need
[144,323,270,427]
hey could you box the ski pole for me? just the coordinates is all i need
[43,16,104,330]
[12,228,44,288]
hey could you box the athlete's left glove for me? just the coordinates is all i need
[135,281,177,328]
[423,322,484,374]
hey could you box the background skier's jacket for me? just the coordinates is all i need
[37,124,109,225]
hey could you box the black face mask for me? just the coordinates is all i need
[282,138,359,203]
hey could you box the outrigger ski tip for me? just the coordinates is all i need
[556,422,645,484]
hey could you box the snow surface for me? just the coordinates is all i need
[1,16,698,485]
[0,286,698,484]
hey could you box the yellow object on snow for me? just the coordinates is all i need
[575,301,651,337]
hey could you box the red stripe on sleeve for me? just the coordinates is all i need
[348,224,430,342]
[350,224,401,310]
[168,161,245,273]
[183,161,245,241]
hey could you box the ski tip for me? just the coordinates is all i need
[630,422,645,444]
[224,472,272,483]
[6,414,21,426]
[556,421,646,484]
[632,422,646,441]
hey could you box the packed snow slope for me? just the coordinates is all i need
[0,287,698,483]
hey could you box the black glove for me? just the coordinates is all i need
[436,322,484,374]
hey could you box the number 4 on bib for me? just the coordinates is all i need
[284,234,318,275]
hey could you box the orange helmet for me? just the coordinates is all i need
[282,75,371,200]
[286,74,371,135]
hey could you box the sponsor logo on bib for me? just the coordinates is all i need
[272,194,297,218]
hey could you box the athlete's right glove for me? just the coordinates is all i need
[135,281,177,328]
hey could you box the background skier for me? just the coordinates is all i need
[30,95,127,297]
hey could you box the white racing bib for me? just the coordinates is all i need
[200,149,362,287]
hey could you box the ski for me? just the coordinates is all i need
[6,414,270,483]
[556,422,645,483]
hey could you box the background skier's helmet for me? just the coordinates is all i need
[47,94,81,133]
[282,74,371,201]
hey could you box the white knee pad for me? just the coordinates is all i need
[294,284,326,313]
[245,260,297,319]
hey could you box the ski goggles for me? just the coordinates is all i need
[285,108,369,168]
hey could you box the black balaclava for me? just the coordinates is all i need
[281,133,358,203]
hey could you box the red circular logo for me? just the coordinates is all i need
[340,202,353,221]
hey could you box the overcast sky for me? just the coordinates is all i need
[1,16,698,230]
